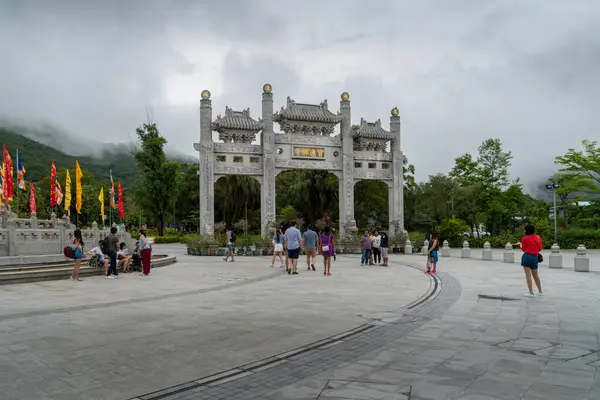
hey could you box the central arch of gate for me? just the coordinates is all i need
[195,85,407,239]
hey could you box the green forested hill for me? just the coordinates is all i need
[1,128,139,186]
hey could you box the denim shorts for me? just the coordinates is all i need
[429,250,439,263]
[227,243,233,252]
[521,253,538,270]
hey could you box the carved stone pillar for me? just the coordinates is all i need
[261,84,276,238]
[339,92,354,237]
[389,107,406,237]
[6,218,16,256]
[195,90,215,236]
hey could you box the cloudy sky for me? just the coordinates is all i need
[1,0,599,191]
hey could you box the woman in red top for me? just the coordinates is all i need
[520,224,543,297]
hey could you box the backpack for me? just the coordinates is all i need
[230,232,237,243]
[100,237,109,254]
[64,246,75,259]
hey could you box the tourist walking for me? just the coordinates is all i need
[360,231,371,266]
[380,231,389,267]
[303,225,318,271]
[270,228,285,268]
[368,231,374,265]
[139,228,152,276]
[372,231,382,265]
[70,229,84,281]
[284,221,303,275]
[105,227,120,279]
[520,224,543,297]
[320,226,334,275]
[224,228,236,262]
[425,234,439,274]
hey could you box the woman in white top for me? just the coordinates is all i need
[270,228,285,268]
[372,231,382,265]
[139,229,152,276]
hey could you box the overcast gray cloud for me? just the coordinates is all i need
[1,0,599,192]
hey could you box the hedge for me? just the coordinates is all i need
[447,229,600,249]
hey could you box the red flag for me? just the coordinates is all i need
[50,161,57,207]
[2,145,13,208]
[29,181,37,213]
[118,181,124,219]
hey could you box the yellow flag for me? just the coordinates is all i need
[64,169,71,211]
[98,187,104,222]
[75,161,83,214]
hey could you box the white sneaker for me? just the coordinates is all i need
[106,275,114,279]
[536,292,543,297]
[523,292,534,298]
[113,275,119,279]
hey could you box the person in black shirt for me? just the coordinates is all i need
[380,231,389,267]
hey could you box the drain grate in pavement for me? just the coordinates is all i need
[317,379,411,399]
[478,294,519,301]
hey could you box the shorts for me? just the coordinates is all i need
[380,247,389,258]
[429,250,438,264]
[306,248,317,257]
[521,253,538,270]
[288,248,300,259]
[274,243,284,252]
[227,243,233,252]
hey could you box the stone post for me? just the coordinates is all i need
[422,239,429,256]
[404,239,412,255]
[261,84,276,238]
[30,211,38,231]
[0,203,6,229]
[461,240,471,258]
[50,212,57,228]
[389,107,406,237]
[6,218,16,256]
[482,241,492,261]
[503,242,514,263]
[574,244,590,272]
[195,90,215,236]
[441,240,450,257]
[549,243,562,269]
[339,92,354,238]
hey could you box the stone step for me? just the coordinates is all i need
[0,255,176,285]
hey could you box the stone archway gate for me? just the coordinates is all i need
[194,85,406,238]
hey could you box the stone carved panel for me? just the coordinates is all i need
[275,159,342,172]
[353,138,389,152]
[354,171,393,180]
[275,134,341,147]
[353,151,393,162]
[214,143,263,155]
[214,165,263,175]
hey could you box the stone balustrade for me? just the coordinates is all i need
[0,205,136,257]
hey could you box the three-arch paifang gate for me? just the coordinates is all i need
[194,85,406,238]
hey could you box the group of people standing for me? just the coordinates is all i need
[360,230,390,267]
[270,223,335,276]
[69,227,152,281]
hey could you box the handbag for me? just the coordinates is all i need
[322,245,330,253]
[533,237,543,263]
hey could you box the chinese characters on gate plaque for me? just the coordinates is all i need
[292,146,325,159]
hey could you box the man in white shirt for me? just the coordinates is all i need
[88,240,109,275]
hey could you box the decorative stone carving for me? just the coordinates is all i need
[353,151,393,162]
[354,171,393,180]
[275,160,342,171]
[275,133,341,146]
[212,107,263,144]
[213,143,263,154]
[461,241,471,258]
[441,240,450,257]
[404,239,412,254]
[214,165,263,175]
[341,218,358,242]
[274,97,342,135]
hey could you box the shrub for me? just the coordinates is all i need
[408,232,424,248]
[437,218,470,243]
[557,229,600,249]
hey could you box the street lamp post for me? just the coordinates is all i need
[545,183,560,242]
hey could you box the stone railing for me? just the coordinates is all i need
[0,205,136,257]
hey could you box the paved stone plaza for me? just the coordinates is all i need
[0,244,599,399]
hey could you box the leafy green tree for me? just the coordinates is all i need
[436,218,470,242]
[131,123,178,236]
[555,139,600,191]
[476,138,513,189]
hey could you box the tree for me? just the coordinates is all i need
[549,173,590,225]
[449,153,478,185]
[476,138,513,189]
[132,123,178,236]
[554,139,600,192]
